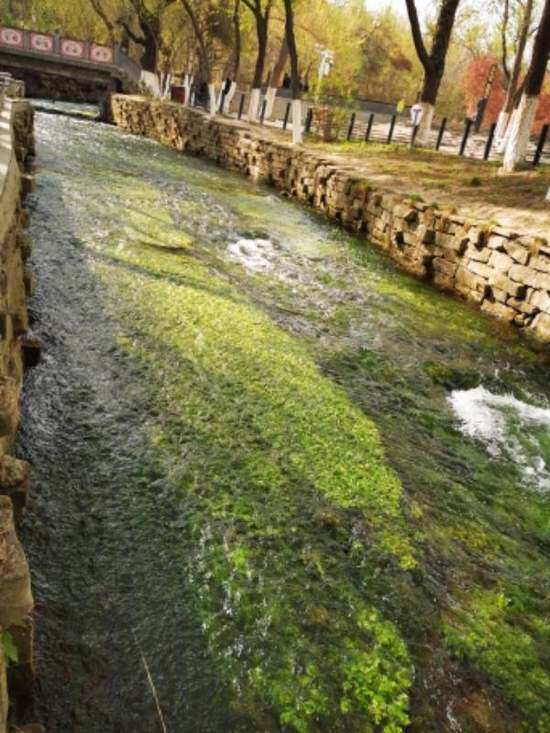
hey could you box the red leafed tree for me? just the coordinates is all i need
[534,84,550,134]
[460,56,505,128]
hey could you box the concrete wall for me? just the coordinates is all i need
[111,96,550,346]
[0,53,120,110]
[0,97,37,733]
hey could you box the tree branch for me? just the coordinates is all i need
[88,0,115,40]
[501,0,510,82]
[179,0,211,80]
[118,18,145,46]
[404,0,431,70]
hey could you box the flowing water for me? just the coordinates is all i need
[17,107,550,732]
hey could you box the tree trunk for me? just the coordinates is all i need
[501,93,539,171]
[183,73,193,106]
[417,70,441,144]
[221,0,241,114]
[265,37,289,118]
[502,0,550,172]
[179,0,213,110]
[248,11,269,120]
[496,0,534,141]
[283,0,302,144]
[405,0,461,145]
[232,0,242,81]
[208,83,217,116]
[139,22,158,73]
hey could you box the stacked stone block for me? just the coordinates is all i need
[0,99,37,733]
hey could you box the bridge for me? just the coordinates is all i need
[0,26,141,115]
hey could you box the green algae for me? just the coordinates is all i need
[444,590,550,732]
[94,169,549,730]
[29,111,550,731]
[90,208,415,730]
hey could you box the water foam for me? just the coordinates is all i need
[448,386,550,491]
[227,238,276,273]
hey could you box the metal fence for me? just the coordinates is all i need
[215,89,550,167]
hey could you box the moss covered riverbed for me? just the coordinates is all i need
[20,110,550,732]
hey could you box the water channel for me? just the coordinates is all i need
[17,105,550,732]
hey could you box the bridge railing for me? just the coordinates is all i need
[0,26,141,83]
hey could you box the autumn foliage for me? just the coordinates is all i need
[460,56,505,128]
[461,55,550,133]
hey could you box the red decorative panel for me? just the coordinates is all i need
[60,38,86,59]
[90,44,113,64]
[0,27,24,48]
[30,32,54,54]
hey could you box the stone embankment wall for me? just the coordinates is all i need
[0,98,38,733]
[111,96,550,345]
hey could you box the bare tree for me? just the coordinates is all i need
[405,0,462,144]
[502,0,550,171]
[242,0,273,120]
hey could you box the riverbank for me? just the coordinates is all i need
[306,139,550,237]
[0,97,37,733]
[111,95,550,346]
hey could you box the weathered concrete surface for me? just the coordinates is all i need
[111,95,550,346]
[0,54,120,119]
[0,98,35,733]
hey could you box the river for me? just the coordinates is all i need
[17,105,550,732]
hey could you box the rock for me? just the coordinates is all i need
[0,456,30,512]
[503,240,530,265]
[481,300,516,322]
[507,298,538,315]
[492,288,508,303]
[535,272,550,291]
[0,496,33,629]
[488,251,514,274]
[530,254,550,274]
[486,234,508,250]
[433,257,458,277]
[465,244,490,263]
[532,312,550,341]
[530,289,550,314]
[110,95,550,345]
[509,264,538,288]
[467,260,492,279]
[20,337,42,370]
[490,273,526,299]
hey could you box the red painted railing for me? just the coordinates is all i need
[0,27,141,81]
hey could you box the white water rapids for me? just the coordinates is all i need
[449,386,550,492]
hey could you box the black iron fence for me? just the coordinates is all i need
[218,90,549,167]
